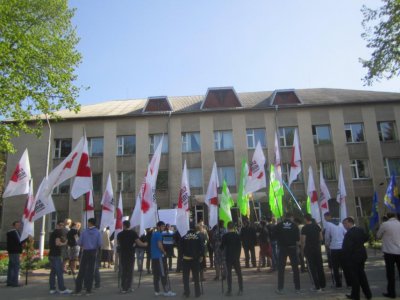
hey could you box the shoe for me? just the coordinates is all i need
[163,290,176,297]
[120,290,127,294]
[60,289,72,294]
[275,289,285,295]
[49,290,57,294]
[72,292,82,296]
[85,292,93,296]
[129,288,135,292]
[383,293,396,299]
[237,290,243,296]
[295,289,304,294]
[309,288,322,292]
[154,292,161,296]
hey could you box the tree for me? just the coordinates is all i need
[360,0,400,85]
[0,0,83,153]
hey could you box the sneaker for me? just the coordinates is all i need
[85,292,93,296]
[163,291,176,297]
[49,290,57,294]
[155,292,162,296]
[309,288,322,292]
[72,292,82,296]
[275,289,285,295]
[60,289,72,294]
[120,290,127,294]
[295,289,304,294]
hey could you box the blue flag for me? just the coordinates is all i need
[384,174,400,213]
[369,191,379,230]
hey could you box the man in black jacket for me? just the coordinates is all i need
[239,219,257,268]
[342,217,371,300]
[180,224,204,298]
[6,221,22,287]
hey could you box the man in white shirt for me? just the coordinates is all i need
[377,212,400,298]
[324,212,350,288]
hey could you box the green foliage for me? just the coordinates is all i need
[360,0,400,85]
[0,0,83,153]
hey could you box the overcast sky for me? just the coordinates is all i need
[69,0,400,105]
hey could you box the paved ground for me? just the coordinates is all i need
[0,248,391,300]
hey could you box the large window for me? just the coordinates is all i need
[312,125,331,145]
[282,163,303,182]
[279,127,296,147]
[88,137,104,157]
[149,134,168,154]
[350,160,370,179]
[345,123,365,143]
[182,132,201,153]
[117,171,135,192]
[378,121,397,141]
[54,139,72,158]
[246,128,266,149]
[188,168,203,188]
[53,179,70,195]
[117,135,136,156]
[214,131,233,150]
[156,170,168,190]
[384,158,400,177]
[355,196,372,217]
[318,161,336,180]
[217,166,236,187]
[92,173,103,193]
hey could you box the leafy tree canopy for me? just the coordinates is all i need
[360,0,400,85]
[0,0,83,153]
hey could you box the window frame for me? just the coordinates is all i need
[181,132,201,153]
[217,166,236,187]
[278,127,296,147]
[149,134,169,154]
[383,157,400,178]
[116,135,136,156]
[246,128,267,149]
[88,137,104,157]
[188,168,203,188]
[345,123,365,143]
[350,159,370,179]
[378,121,397,142]
[214,130,234,151]
[318,161,337,181]
[117,171,135,192]
[54,138,72,159]
[312,125,332,145]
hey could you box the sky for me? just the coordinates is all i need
[69,0,400,106]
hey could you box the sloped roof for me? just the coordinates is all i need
[52,88,400,120]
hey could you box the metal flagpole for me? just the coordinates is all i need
[281,180,304,215]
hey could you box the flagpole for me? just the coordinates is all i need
[281,180,304,215]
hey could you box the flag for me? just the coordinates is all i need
[219,180,234,228]
[237,159,250,217]
[176,161,190,236]
[114,192,123,237]
[205,162,219,229]
[384,174,400,213]
[337,165,347,222]
[3,149,31,198]
[20,180,35,242]
[100,173,115,232]
[288,129,301,186]
[82,191,95,228]
[307,166,320,223]
[31,178,56,222]
[319,165,331,216]
[269,164,284,218]
[274,132,283,185]
[245,141,266,194]
[71,137,93,199]
[369,191,379,230]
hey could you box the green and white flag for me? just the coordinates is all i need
[269,165,284,218]
[237,158,250,217]
[219,180,234,228]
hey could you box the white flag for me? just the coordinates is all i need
[337,165,347,222]
[288,129,302,187]
[205,162,219,229]
[82,191,95,228]
[176,161,190,236]
[319,165,331,216]
[245,141,266,194]
[71,137,93,199]
[31,178,56,222]
[20,180,35,241]
[307,166,321,223]
[114,192,124,237]
[274,132,283,185]
[130,179,145,229]
[100,173,115,232]
[3,149,31,198]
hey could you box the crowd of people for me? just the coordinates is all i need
[5,211,400,300]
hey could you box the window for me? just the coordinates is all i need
[117,171,135,192]
[318,161,336,180]
[88,137,104,157]
[282,163,303,182]
[188,168,203,188]
[195,205,204,225]
[355,196,372,217]
[217,166,236,187]
[279,127,296,147]
[246,128,266,149]
[53,179,70,194]
[182,132,201,152]
[214,131,233,150]
[345,123,365,143]
[350,160,370,179]
[156,170,168,190]
[54,139,72,158]
[49,212,57,231]
[378,121,397,141]
[92,173,103,193]
[312,125,332,145]
[149,134,168,154]
[384,158,400,177]
[117,135,136,156]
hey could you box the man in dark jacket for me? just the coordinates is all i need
[6,221,22,287]
[180,223,204,298]
[239,219,257,268]
[275,212,300,294]
[342,217,371,300]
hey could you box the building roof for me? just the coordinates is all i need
[53,88,400,120]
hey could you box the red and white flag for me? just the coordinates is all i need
[100,173,115,232]
[319,165,331,216]
[337,165,347,222]
[71,137,92,199]
[3,149,31,198]
[274,132,283,185]
[205,162,219,229]
[176,161,190,236]
[81,191,95,227]
[245,141,266,194]
[31,178,56,221]
[20,180,35,242]
[288,129,301,187]
[130,179,145,229]
[114,192,124,237]
[307,166,321,223]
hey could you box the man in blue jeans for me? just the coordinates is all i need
[48,221,72,294]
[6,221,22,287]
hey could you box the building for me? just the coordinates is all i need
[1,87,400,243]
